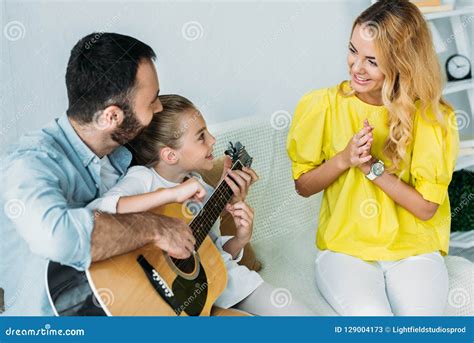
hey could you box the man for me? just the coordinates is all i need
[0,33,255,315]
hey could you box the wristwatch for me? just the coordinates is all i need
[366,159,384,181]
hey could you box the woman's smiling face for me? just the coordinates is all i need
[347,23,386,105]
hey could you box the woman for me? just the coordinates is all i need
[287,0,459,316]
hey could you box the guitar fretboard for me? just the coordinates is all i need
[191,160,244,249]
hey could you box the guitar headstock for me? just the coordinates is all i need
[224,141,253,169]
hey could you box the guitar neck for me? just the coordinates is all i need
[191,160,244,249]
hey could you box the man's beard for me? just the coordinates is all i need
[111,108,147,145]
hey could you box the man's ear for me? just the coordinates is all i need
[160,147,179,165]
[96,105,124,130]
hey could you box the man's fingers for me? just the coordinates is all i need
[183,228,196,245]
[169,248,191,259]
[184,240,195,255]
[172,237,194,259]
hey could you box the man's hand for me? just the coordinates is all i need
[91,212,196,262]
[152,216,196,259]
[220,155,259,204]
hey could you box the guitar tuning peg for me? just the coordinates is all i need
[234,142,243,152]
[224,141,235,158]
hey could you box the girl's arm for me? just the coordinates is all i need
[296,124,374,197]
[116,178,207,214]
[116,188,176,213]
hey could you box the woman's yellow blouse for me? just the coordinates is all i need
[287,82,459,261]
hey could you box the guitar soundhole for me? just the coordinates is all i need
[170,256,196,274]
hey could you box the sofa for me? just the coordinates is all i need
[208,115,474,316]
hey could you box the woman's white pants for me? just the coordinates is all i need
[315,249,449,316]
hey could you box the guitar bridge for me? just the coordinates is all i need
[137,255,180,314]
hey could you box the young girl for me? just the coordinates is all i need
[89,94,314,316]
[287,0,459,316]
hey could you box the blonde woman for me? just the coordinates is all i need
[287,0,459,316]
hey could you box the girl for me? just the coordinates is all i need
[89,94,314,316]
[287,0,459,316]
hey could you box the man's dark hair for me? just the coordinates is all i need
[65,32,156,123]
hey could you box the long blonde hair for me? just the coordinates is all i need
[341,0,451,173]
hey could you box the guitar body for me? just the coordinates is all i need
[87,203,227,316]
[46,141,252,317]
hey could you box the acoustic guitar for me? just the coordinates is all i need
[46,142,253,316]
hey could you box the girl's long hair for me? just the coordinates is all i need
[127,94,197,167]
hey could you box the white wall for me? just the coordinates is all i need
[1,0,370,154]
[4,1,470,154]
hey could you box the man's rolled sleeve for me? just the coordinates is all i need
[87,195,120,213]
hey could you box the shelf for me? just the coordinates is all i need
[443,79,474,95]
[424,6,474,20]
[455,139,474,171]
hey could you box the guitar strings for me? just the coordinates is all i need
[171,158,248,271]
[189,159,246,244]
[171,168,236,270]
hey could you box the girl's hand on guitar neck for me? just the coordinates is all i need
[221,155,259,204]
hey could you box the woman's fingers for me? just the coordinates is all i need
[357,141,372,155]
[360,154,372,163]
[345,120,375,168]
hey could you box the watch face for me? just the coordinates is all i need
[372,162,384,176]
[447,55,471,80]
